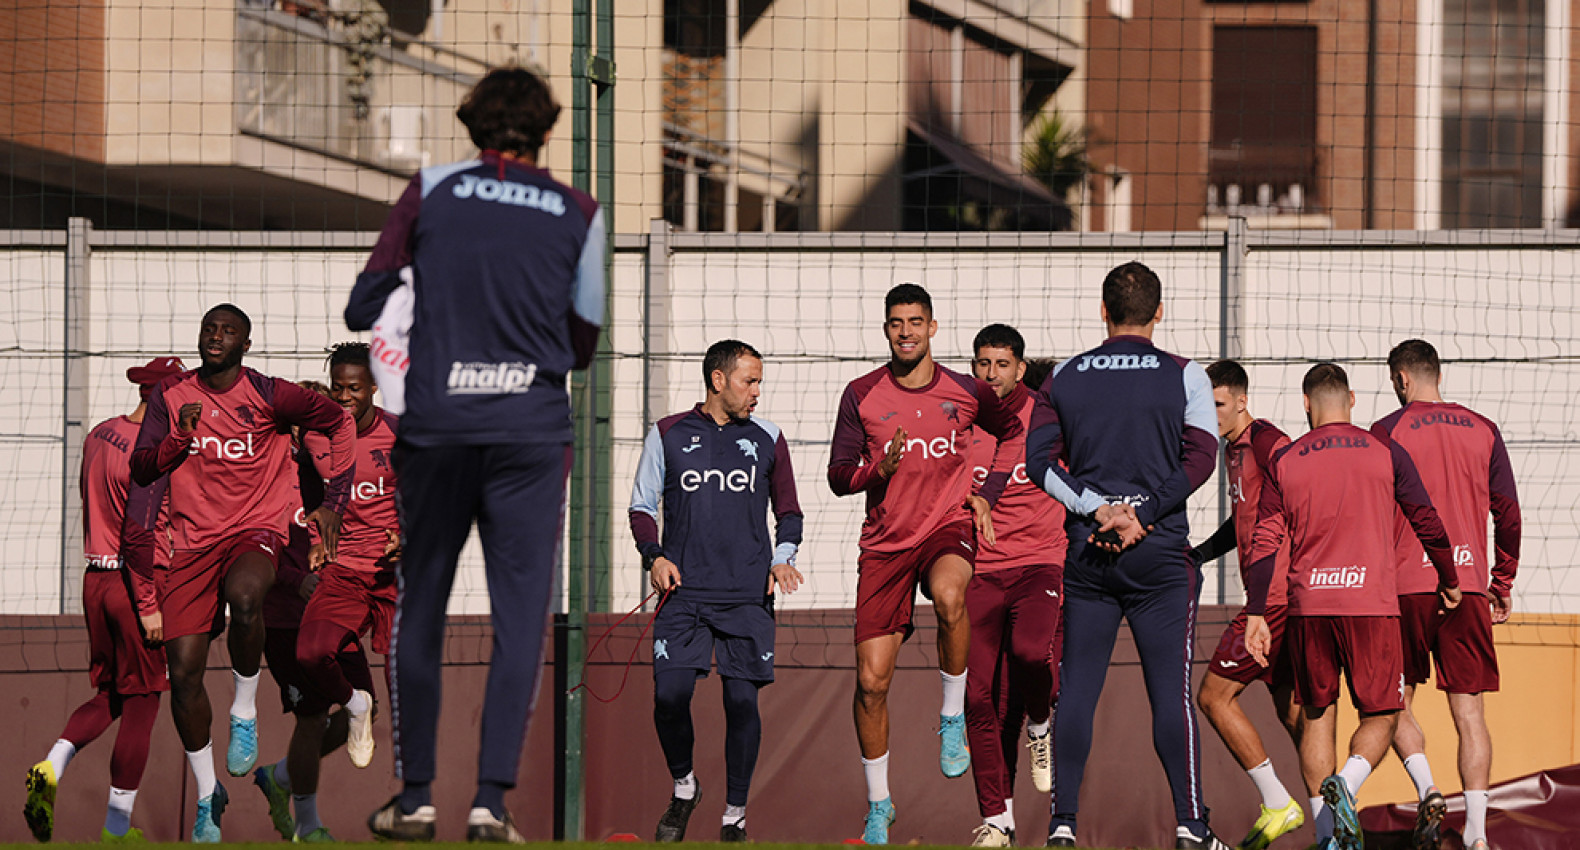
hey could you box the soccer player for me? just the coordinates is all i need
[129,304,356,843]
[1026,261,1224,850]
[1371,340,1520,850]
[827,283,1023,845]
[629,340,804,843]
[23,356,182,843]
[1187,360,1305,850]
[1244,362,1462,850]
[963,328,1067,847]
[344,66,605,842]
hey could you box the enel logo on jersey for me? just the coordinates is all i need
[353,478,389,501]
[905,430,962,460]
[1309,564,1368,589]
[189,433,257,460]
[451,174,568,216]
[973,463,1032,486]
[1297,433,1369,456]
[680,465,758,493]
[1075,353,1160,372]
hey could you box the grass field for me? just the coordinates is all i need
[23,845,1048,850]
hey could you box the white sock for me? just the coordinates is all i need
[1463,790,1489,844]
[47,739,77,778]
[272,757,292,793]
[941,670,967,717]
[1027,720,1050,738]
[186,743,217,799]
[1247,758,1293,810]
[723,804,746,827]
[1402,754,1436,800]
[1311,797,1333,840]
[1002,798,1015,832]
[347,689,372,715]
[105,787,137,836]
[294,793,322,835]
[231,670,260,721]
[1338,754,1374,797]
[862,752,891,802]
[673,771,697,801]
[986,811,1014,832]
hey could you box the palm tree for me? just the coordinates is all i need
[1023,112,1093,205]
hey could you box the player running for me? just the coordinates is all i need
[963,327,1067,847]
[827,283,1022,845]
[1027,262,1224,850]
[129,304,356,842]
[630,340,803,843]
[1187,360,1305,850]
[1371,340,1520,850]
[23,357,182,843]
[1244,362,1462,850]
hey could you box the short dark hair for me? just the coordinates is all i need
[1023,357,1058,392]
[204,303,252,336]
[702,339,762,394]
[972,324,1025,361]
[885,283,932,316]
[1101,261,1162,327]
[327,341,372,373]
[1302,362,1350,399]
[1206,359,1249,395]
[1388,339,1441,380]
[456,67,561,157]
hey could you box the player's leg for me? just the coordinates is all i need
[1299,703,1339,843]
[166,631,228,842]
[1049,583,1124,844]
[296,575,376,769]
[284,710,333,841]
[1448,693,1492,846]
[925,551,973,778]
[1390,592,1446,850]
[1324,616,1405,850]
[221,546,276,776]
[709,600,776,842]
[1005,565,1060,795]
[1438,595,1499,849]
[650,596,707,843]
[102,691,159,840]
[467,441,569,840]
[855,631,903,842]
[368,443,476,839]
[965,570,1013,835]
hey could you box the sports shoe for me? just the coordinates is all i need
[972,823,1015,846]
[939,713,970,778]
[192,783,229,844]
[347,689,375,769]
[1176,826,1233,850]
[1027,730,1053,793]
[1047,824,1077,847]
[862,798,896,845]
[654,787,701,843]
[466,807,527,843]
[368,796,437,842]
[1239,799,1306,850]
[24,760,57,842]
[293,827,336,843]
[101,827,146,843]
[1413,788,1446,850]
[720,821,748,842]
[254,763,295,839]
[1466,840,1490,850]
[227,715,258,776]
[1320,776,1361,850]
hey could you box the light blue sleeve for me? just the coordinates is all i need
[1182,359,1217,436]
[629,423,665,517]
[572,208,606,328]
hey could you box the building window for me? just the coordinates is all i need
[1207,26,1319,216]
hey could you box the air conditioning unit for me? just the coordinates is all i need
[381,105,429,170]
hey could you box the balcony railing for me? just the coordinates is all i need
[235,2,484,175]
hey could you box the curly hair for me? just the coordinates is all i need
[327,341,371,372]
[456,67,562,158]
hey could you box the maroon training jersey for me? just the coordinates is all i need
[829,364,1022,554]
[82,416,169,570]
[306,408,399,572]
[968,383,1067,572]
[1229,419,1292,607]
[1371,402,1521,597]
[1246,422,1458,616]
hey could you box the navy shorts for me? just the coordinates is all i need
[652,595,776,684]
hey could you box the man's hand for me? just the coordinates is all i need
[877,428,907,479]
[308,542,328,571]
[382,529,402,563]
[177,402,202,434]
[967,494,996,548]
[650,557,681,594]
[298,572,320,601]
[1439,583,1463,611]
[1491,594,1512,625]
[1245,615,1271,668]
[1091,503,1147,552]
[140,611,164,646]
[308,507,342,561]
[768,562,804,595]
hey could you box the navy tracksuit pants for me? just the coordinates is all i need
[389,441,572,790]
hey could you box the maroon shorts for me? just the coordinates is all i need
[84,570,169,695]
[1399,592,1499,694]
[855,521,976,644]
[1208,605,1292,687]
[301,562,398,654]
[1288,615,1404,714]
[163,529,282,640]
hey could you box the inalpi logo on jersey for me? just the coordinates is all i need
[1421,545,1476,568]
[905,430,962,460]
[354,478,388,502]
[1309,565,1368,589]
[1075,353,1160,372]
[189,433,257,460]
[447,361,537,395]
[451,174,568,216]
[680,465,758,493]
